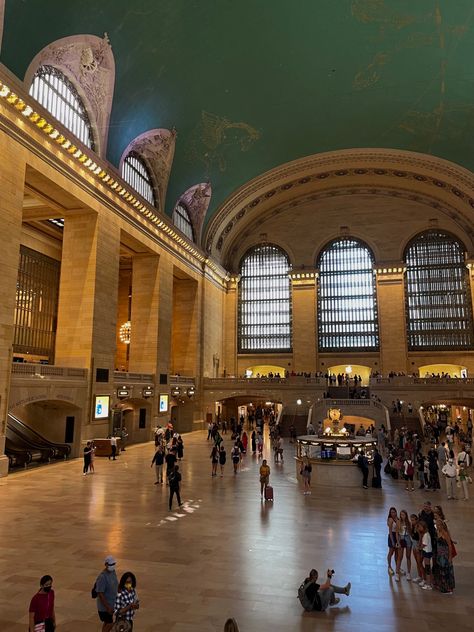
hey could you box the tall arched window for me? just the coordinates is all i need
[238,244,292,352]
[29,65,94,149]
[172,204,194,241]
[318,238,379,351]
[405,230,473,349]
[121,152,155,206]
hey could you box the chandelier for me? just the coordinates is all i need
[119,321,131,344]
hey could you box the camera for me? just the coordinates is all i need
[327,569,335,578]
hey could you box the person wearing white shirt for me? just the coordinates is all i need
[441,458,457,500]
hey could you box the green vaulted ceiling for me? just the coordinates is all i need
[2,1,474,224]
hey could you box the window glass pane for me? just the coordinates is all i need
[238,244,292,352]
[172,204,194,241]
[405,231,473,350]
[318,239,379,351]
[121,152,155,207]
[29,65,94,150]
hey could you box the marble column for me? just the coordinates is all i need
[290,272,317,373]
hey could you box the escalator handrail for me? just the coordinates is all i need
[8,414,71,455]
[6,425,55,458]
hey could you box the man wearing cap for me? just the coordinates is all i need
[96,556,118,632]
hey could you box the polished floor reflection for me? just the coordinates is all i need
[0,431,472,631]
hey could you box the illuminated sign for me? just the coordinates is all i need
[94,395,110,419]
[159,394,169,413]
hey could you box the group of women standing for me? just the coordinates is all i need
[387,504,455,593]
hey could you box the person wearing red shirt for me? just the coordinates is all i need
[29,575,56,631]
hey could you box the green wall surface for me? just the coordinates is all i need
[2,0,474,223]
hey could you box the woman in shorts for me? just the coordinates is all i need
[417,520,433,590]
[410,514,424,583]
[395,509,412,581]
[387,507,398,576]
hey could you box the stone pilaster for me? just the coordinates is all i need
[290,271,317,372]
[375,264,408,374]
[223,276,239,376]
[55,212,120,428]
[0,139,26,476]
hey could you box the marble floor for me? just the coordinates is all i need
[0,431,473,631]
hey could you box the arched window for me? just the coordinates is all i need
[404,231,473,349]
[318,238,379,351]
[238,244,292,352]
[29,65,94,149]
[172,204,194,241]
[121,152,155,207]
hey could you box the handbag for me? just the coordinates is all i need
[111,618,132,632]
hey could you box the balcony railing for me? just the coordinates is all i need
[370,376,474,386]
[203,376,326,387]
[170,375,196,387]
[11,363,88,380]
[113,371,154,383]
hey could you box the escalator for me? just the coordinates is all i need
[5,413,71,469]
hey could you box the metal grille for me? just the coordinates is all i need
[318,239,379,351]
[29,65,95,149]
[14,246,60,361]
[121,152,156,207]
[173,204,194,241]
[405,231,473,350]
[238,244,292,353]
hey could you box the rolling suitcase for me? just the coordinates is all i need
[264,485,274,501]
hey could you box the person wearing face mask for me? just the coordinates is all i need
[115,572,139,629]
[29,575,56,631]
[95,556,119,632]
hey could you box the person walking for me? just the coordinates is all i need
[29,575,56,632]
[403,454,415,491]
[301,461,312,495]
[259,459,270,497]
[114,572,139,630]
[437,442,448,470]
[219,444,226,477]
[231,443,241,473]
[210,445,219,477]
[109,435,117,461]
[95,556,118,632]
[251,430,256,455]
[83,441,93,475]
[372,447,383,488]
[165,448,177,485]
[257,431,263,457]
[458,456,470,500]
[168,464,182,510]
[177,435,184,460]
[441,457,457,500]
[357,451,369,488]
[151,445,165,484]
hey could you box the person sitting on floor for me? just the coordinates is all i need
[300,569,351,612]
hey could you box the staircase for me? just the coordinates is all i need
[389,414,422,437]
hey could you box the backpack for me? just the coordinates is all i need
[91,580,98,599]
[297,580,315,611]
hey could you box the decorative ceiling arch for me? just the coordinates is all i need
[24,33,115,158]
[205,149,474,263]
[119,128,176,212]
[173,182,212,245]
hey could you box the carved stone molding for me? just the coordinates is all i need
[204,149,474,260]
[173,182,212,245]
[24,34,115,157]
[119,128,176,212]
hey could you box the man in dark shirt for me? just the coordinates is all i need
[165,449,177,485]
[419,501,436,544]
[168,464,182,511]
[304,569,351,611]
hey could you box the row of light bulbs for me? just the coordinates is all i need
[0,79,207,264]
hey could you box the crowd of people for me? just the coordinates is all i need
[386,502,456,593]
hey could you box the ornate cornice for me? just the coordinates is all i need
[205,149,474,260]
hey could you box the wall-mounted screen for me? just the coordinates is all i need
[94,395,110,419]
[159,394,169,413]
